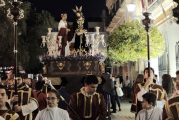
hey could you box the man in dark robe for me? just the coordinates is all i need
[6,74,38,120]
[163,70,179,120]
[68,75,107,120]
[0,85,19,120]
[131,68,167,115]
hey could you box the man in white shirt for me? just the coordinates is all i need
[57,13,70,56]
[136,92,162,120]
[35,89,70,120]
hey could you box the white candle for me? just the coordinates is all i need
[14,0,17,2]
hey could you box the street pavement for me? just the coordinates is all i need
[110,100,135,120]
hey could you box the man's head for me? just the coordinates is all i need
[47,89,60,108]
[143,67,155,79]
[5,70,14,80]
[82,75,98,94]
[23,78,32,87]
[61,13,67,20]
[21,73,31,86]
[5,70,14,86]
[6,79,14,86]
[142,92,156,109]
[162,74,173,96]
[16,77,23,86]
[0,85,7,109]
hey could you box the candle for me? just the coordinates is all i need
[14,0,17,2]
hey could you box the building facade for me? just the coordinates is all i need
[105,0,179,82]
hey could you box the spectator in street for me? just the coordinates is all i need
[131,74,144,113]
[114,76,122,111]
[35,89,70,120]
[97,76,111,118]
[68,75,107,120]
[123,76,131,98]
[136,92,162,120]
[172,71,179,96]
[102,73,116,113]
[110,75,118,113]
[161,74,174,99]
[163,70,179,120]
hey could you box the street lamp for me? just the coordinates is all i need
[142,12,151,76]
[6,0,24,94]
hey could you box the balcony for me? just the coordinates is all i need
[105,0,124,32]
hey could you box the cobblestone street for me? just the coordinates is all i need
[110,100,135,120]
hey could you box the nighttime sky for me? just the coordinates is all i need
[28,0,106,21]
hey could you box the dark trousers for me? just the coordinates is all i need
[123,86,131,98]
[110,94,121,112]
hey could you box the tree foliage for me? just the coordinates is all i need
[0,1,57,73]
[0,3,15,66]
[107,20,165,63]
[25,10,57,73]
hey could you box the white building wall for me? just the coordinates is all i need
[158,20,179,77]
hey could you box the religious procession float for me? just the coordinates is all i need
[40,6,107,77]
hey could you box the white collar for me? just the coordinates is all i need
[80,87,96,97]
[46,106,58,111]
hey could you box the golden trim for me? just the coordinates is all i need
[156,89,159,99]
[10,90,13,99]
[165,102,174,119]
[161,90,165,100]
[83,61,92,70]
[28,88,32,103]
[10,113,19,120]
[150,88,164,93]
[3,112,15,120]
[84,96,93,118]
[20,90,23,106]
[97,93,101,104]
[56,61,65,70]
[169,102,179,107]
[77,92,79,107]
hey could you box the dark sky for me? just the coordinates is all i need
[28,0,106,21]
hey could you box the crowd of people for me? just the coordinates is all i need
[0,68,179,120]
[131,68,179,120]
[0,70,109,120]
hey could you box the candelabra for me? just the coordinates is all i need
[6,0,24,94]
[85,26,106,56]
[142,12,151,77]
[41,28,60,58]
[0,0,5,6]
[41,26,106,60]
